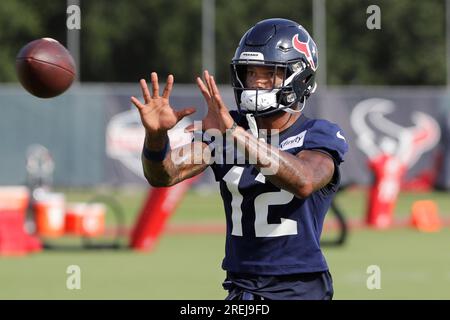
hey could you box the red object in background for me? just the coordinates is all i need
[34,192,65,238]
[401,151,442,192]
[410,200,442,232]
[65,202,106,237]
[366,155,406,229]
[65,203,85,235]
[130,177,198,251]
[0,186,42,255]
[82,203,105,237]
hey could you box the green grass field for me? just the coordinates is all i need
[1,187,450,299]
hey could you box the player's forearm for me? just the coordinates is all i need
[142,132,210,187]
[142,131,178,187]
[231,127,316,198]
[144,130,168,150]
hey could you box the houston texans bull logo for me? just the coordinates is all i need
[350,98,441,228]
[292,33,318,71]
[350,98,440,167]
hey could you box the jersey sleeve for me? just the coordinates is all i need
[300,120,348,195]
[229,110,247,127]
[302,119,348,165]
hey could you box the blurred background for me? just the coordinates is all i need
[1,0,450,300]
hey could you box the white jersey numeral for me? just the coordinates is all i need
[223,166,297,238]
[222,166,244,236]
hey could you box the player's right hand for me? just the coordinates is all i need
[131,72,196,135]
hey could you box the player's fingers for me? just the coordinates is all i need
[210,76,225,109]
[175,107,197,122]
[196,77,212,101]
[205,72,221,109]
[162,74,174,99]
[204,70,214,96]
[151,72,159,98]
[131,96,145,110]
[139,79,151,104]
[210,76,219,96]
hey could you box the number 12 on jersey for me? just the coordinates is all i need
[222,166,298,237]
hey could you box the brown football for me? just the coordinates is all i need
[16,38,76,98]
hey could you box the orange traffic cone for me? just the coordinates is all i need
[410,200,442,232]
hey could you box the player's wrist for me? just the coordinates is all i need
[145,129,168,145]
[226,121,239,135]
[143,132,170,162]
[142,140,169,162]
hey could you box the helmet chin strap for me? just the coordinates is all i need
[245,105,300,141]
[246,113,259,138]
[283,81,316,114]
[245,99,306,139]
[283,99,307,114]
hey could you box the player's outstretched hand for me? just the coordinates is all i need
[187,70,235,134]
[131,72,196,135]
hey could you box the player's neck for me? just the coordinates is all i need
[256,111,301,133]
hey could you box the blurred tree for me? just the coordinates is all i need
[0,0,66,82]
[215,0,312,83]
[82,0,202,82]
[327,0,446,85]
[0,0,446,85]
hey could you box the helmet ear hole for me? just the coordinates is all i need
[304,74,313,84]
[292,67,315,102]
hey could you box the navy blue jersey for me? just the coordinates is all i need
[205,111,348,275]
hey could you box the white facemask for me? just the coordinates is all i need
[238,67,301,112]
[238,65,316,114]
[240,89,280,111]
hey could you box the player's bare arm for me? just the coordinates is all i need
[232,127,334,197]
[197,70,334,199]
[131,72,210,187]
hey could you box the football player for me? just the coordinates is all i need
[131,18,348,300]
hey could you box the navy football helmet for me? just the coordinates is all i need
[230,18,318,117]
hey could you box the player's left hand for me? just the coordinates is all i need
[186,70,235,134]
